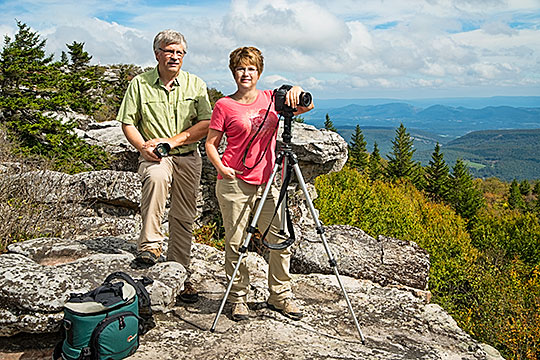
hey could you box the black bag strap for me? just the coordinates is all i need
[104,271,153,309]
[104,271,155,333]
[69,282,125,307]
[261,165,296,250]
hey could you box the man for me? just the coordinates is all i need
[117,29,212,303]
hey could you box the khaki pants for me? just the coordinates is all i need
[216,177,292,304]
[137,151,202,269]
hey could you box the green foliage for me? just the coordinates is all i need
[0,20,111,173]
[348,125,369,172]
[469,209,540,266]
[193,222,225,251]
[386,123,422,185]
[5,111,111,173]
[519,180,531,196]
[208,87,225,108]
[66,41,92,71]
[508,179,526,210]
[423,143,450,202]
[314,167,477,308]
[315,166,540,359]
[324,113,337,132]
[447,159,485,221]
[368,142,384,182]
[0,20,53,96]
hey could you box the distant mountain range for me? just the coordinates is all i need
[299,96,540,181]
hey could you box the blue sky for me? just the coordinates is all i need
[1,0,539,99]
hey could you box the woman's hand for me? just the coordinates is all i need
[218,165,241,180]
[286,85,314,115]
[285,86,303,109]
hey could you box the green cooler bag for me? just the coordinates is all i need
[59,280,142,360]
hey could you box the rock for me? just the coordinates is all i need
[0,236,503,360]
[0,237,186,337]
[291,225,430,290]
[277,122,348,183]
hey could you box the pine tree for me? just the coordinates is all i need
[423,143,450,202]
[447,159,485,220]
[348,125,369,172]
[533,180,540,196]
[508,179,526,210]
[368,142,384,182]
[60,51,69,66]
[519,180,531,196]
[0,20,53,96]
[386,123,419,182]
[324,113,337,132]
[66,41,92,71]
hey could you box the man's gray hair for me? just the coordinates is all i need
[153,30,187,52]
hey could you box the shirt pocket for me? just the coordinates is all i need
[177,98,198,125]
[142,100,167,121]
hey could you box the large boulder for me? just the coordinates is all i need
[291,225,430,290]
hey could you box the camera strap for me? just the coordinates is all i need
[261,163,296,250]
[241,100,277,170]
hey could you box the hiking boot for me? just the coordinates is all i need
[267,298,303,320]
[231,302,249,321]
[178,280,199,304]
[136,248,161,266]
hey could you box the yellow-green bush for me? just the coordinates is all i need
[315,167,478,308]
[314,167,540,359]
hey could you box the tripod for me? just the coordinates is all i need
[210,111,365,344]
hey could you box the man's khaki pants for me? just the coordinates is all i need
[216,177,292,304]
[137,151,201,269]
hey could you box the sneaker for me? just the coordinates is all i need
[267,298,303,320]
[136,248,161,265]
[231,302,249,321]
[178,280,199,304]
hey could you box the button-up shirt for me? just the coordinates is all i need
[116,67,212,155]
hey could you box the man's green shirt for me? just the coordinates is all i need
[116,67,212,155]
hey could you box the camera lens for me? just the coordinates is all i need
[299,92,312,107]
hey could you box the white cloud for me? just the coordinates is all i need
[1,0,539,98]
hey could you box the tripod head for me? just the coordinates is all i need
[280,109,295,145]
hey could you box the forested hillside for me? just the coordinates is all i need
[337,126,540,181]
[1,20,540,360]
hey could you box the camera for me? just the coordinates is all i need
[273,84,312,114]
[153,143,171,158]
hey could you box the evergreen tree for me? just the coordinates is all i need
[60,51,69,66]
[508,179,526,210]
[447,159,485,220]
[0,20,53,96]
[386,123,419,182]
[519,180,531,196]
[293,115,305,123]
[368,142,384,182]
[423,143,450,202]
[324,113,337,132]
[348,125,369,172]
[533,180,540,196]
[66,41,92,71]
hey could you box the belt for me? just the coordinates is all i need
[172,150,195,157]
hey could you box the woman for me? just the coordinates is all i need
[205,46,314,321]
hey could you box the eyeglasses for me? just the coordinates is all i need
[159,47,186,58]
[235,66,258,74]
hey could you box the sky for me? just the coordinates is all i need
[1,0,539,100]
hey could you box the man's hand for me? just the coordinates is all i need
[141,138,170,162]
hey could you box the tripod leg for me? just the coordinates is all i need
[210,161,282,332]
[291,162,366,344]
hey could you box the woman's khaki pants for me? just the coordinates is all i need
[216,177,292,304]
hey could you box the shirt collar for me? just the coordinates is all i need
[151,66,182,87]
